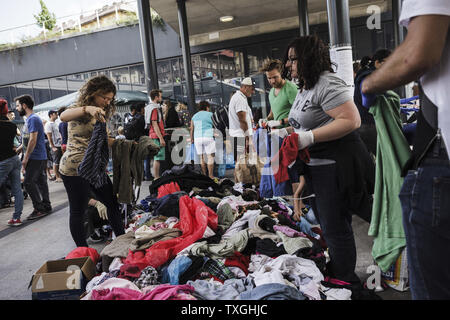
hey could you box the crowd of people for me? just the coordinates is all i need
[0,0,448,300]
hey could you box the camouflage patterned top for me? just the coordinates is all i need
[59,110,96,177]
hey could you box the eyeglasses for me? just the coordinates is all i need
[287,57,298,63]
[99,94,114,103]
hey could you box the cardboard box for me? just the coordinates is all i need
[30,257,96,300]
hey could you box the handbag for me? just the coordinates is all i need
[234,152,264,185]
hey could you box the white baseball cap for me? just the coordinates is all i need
[241,77,254,86]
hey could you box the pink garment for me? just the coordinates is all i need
[324,277,351,286]
[92,287,142,300]
[143,284,195,300]
[91,284,195,300]
[150,222,168,231]
[273,225,307,238]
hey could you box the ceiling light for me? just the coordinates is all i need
[220,16,234,23]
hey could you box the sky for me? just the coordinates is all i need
[0,0,136,43]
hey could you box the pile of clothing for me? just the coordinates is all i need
[73,164,354,300]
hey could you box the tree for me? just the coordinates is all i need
[34,0,57,31]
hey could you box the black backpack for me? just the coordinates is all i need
[212,105,229,138]
[124,114,145,141]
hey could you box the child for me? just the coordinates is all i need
[291,161,320,239]
[115,126,126,140]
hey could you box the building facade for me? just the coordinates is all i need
[0,10,396,119]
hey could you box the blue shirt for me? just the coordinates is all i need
[23,113,47,160]
[191,111,214,139]
[59,121,68,145]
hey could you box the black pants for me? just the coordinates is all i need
[304,163,361,285]
[357,124,377,157]
[24,159,51,212]
[61,174,125,247]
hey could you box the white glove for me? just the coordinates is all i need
[271,128,289,139]
[258,118,267,127]
[94,201,108,220]
[297,130,314,149]
[267,120,282,128]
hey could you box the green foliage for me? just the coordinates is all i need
[34,0,57,30]
[151,8,166,32]
[1,6,167,51]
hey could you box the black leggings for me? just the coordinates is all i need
[61,174,125,247]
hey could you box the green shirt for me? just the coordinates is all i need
[367,90,410,272]
[269,80,298,124]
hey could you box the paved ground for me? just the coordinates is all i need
[0,171,411,300]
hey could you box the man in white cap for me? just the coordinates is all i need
[228,77,255,162]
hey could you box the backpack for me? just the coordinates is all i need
[212,105,229,138]
[124,114,145,141]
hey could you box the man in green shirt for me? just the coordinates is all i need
[258,59,301,198]
[259,59,298,129]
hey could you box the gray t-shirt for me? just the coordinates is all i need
[288,71,352,132]
[288,71,353,166]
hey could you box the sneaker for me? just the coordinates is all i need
[40,204,52,214]
[26,210,49,220]
[7,219,23,226]
[87,229,105,243]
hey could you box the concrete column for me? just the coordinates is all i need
[137,0,159,94]
[298,0,310,36]
[177,0,196,116]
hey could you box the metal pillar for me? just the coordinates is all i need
[176,0,196,116]
[137,0,159,94]
[327,0,352,47]
[392,0,405,46]
[326,0,354,90]
[298,0,310,36]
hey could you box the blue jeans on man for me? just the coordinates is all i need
[0,155,24,220]
[399,144,450,299]
[23,159,51,213]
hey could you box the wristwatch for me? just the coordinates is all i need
[281,118,285,125]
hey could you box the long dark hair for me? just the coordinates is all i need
[369,49,391,69]
[76,75,116,119]
[283,35,334,90]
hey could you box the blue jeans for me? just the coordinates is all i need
[304,206,319,225]
[399,160,450,299]
[296,217,319,238]
[0,155,24,219]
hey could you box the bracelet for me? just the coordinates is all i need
[82,106,87,115]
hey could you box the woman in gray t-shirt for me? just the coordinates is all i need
[278,35,374,293]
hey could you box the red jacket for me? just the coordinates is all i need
[144,196,218,269]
